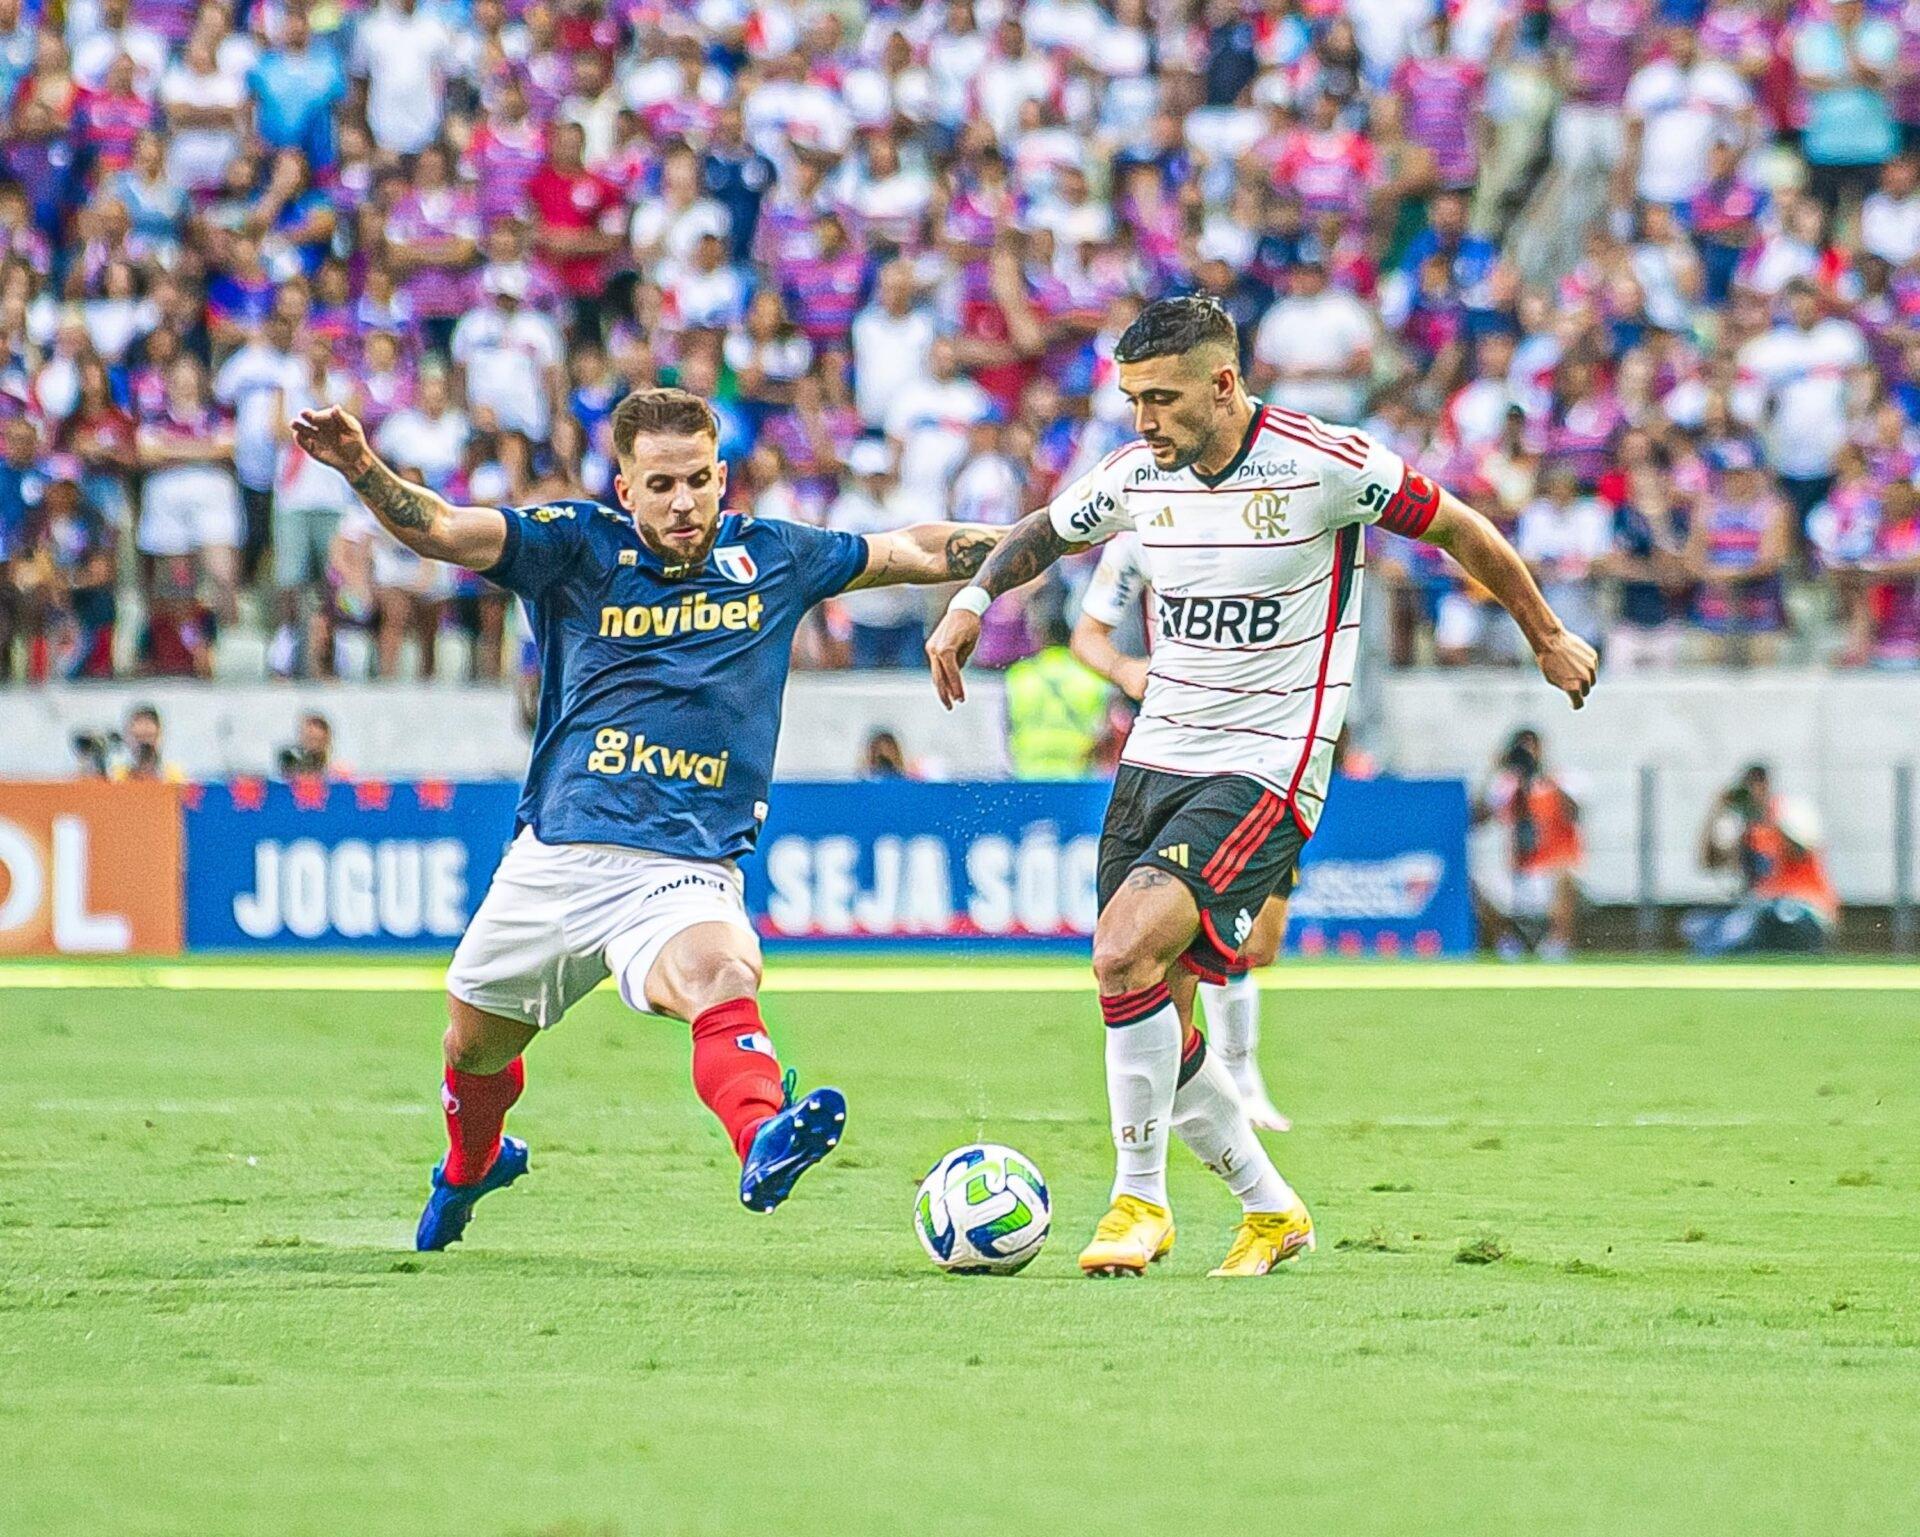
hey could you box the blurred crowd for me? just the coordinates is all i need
[4,0,1920,682]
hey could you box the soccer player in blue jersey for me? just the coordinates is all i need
[291,391,1001,1250]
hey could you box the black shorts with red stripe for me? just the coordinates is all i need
[1096,765,1308,985]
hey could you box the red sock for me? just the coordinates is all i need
[691,998,786,1163]
[441,1057,525,1185]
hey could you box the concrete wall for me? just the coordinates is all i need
[4,670,1912,902]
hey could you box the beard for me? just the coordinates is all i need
[1154,435,1204,472]
[636,516,723,579]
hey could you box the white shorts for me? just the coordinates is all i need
[446,829,758,1028]
[138,466,244,555]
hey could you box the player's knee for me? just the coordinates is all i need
[444,1024,500,1075]
[682,954,762,1017]
[1091,928,1164,998]
[442,1013,523,1076]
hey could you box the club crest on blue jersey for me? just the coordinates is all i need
[713,545,758,584]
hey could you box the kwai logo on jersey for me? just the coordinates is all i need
[525,503,576,523]
[712,545,758,583]
[1241,491,1292,539]
[586,727,731,786]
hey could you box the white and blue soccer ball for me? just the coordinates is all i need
[913,1143,1050,1275]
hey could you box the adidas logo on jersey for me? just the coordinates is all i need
[1157,843,1190,868]
[1150,507,1175,528]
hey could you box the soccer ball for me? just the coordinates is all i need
[913,1143,1050,1275]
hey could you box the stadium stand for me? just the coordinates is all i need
[2,0,1920,682]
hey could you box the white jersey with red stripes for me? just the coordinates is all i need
[1046,403,1439,829]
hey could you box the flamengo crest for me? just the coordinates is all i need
[1242,491,1292,539]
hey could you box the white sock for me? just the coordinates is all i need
[1101,985,1181,1209]
[1173,1044,1297,1213]
[1202,972,1267,1093]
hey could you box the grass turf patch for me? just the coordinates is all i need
[4,980,1918,1535]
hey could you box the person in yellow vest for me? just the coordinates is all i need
[1003,605,1110,779]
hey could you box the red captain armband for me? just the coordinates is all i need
[1377,464,1441,537]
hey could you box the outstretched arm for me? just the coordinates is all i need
[845,522,1003,590]
[924,508,1085,707]
[1420,489,1598,709]
[290,405,507,570]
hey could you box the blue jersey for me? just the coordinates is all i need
[486,499,869,862]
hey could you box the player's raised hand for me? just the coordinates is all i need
[1535,630,1598,710]
[291,405,373,478]
[926,610,981,709]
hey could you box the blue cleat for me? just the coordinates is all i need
[414,1136,529,1251]
[739,1073,846,1213]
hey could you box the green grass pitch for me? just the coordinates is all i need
[4,961,1918,1536]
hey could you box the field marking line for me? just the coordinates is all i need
[20,1098,1899,1132]
[3,962,1920,992]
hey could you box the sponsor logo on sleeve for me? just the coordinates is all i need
[1066,491,1116,536]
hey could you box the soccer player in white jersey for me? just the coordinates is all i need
[928,297,1597,1277]
[1071,531,1293,1132]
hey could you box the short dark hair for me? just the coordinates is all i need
[1113,296,1239,366]
[127,704,160,729]
[610,387,720,460]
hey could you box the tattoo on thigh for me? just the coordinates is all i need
[1123,866,1178,891]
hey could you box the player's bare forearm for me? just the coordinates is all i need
[849,523,1004,590]
[1424,492,1559,650]
[925,511,1083,708]
[973,508,1079,599]
[1422,490,1597,708]
[292,404,505,569]
[1070,615,1147,701]
[348,458,507,570]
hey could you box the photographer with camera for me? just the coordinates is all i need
[1473,728,1585,960]
[276,711,347,781]
[73,705,183,782]
[1687,764,1838,955]
[116,706,182,782]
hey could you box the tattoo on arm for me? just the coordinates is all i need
[975,509,1071,598]
[943,528,996,580]
[350,459,438,534]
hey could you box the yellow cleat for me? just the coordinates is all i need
[1078,1195,1176,1277]
[1208,1203,1316,1277]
